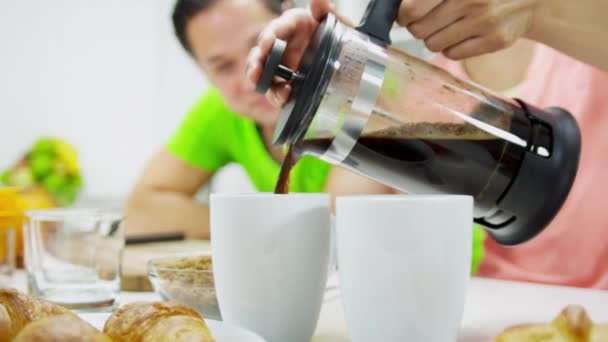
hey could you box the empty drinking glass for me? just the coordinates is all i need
[24,209,124,311]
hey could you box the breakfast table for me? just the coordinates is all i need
[5,269,608,341]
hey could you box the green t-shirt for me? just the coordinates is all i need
[166,88,486,273]
[167,88,331,193]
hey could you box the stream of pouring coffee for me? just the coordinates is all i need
[274,145,297,194]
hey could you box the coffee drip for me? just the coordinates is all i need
[274,146,296,195]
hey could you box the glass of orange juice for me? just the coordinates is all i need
[0,187,23,285]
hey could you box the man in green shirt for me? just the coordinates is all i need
[127,0,485,273]
[126,0,396,238]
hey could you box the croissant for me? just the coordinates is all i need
[13,314,112,342]
[103,301,214,342]
[0,288,73,342]
[494,305,608,342]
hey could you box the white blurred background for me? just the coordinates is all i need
[0,1,205,205]
[0,0,426,207]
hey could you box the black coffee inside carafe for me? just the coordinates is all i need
[286,122,526,215]
[276,104,529,217]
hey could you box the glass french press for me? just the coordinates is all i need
[256,0,581,245]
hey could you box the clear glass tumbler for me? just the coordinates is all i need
[24,209,124,311]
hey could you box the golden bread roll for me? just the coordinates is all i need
[0,288,73,341]
[494,305,608,342]
[13,314,112,342]
[103,301,214,342]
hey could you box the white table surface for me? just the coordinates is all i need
[5,271,608,342]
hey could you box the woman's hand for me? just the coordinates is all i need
[246,0,335,107]
[248,0,608,101]
[246,0,538,106]
[397,0,537,60]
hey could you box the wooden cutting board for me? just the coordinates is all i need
[120,240,211,292]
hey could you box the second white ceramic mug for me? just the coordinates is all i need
[336,195,473,342]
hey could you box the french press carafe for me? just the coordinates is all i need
[256,0,581,245]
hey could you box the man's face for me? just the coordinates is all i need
[187,0,280,126]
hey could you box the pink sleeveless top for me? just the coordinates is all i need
[433,44,608,289]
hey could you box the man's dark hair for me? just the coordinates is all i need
[172,0,283,55]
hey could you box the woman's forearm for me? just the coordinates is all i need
[126,189,210,239]
[527,0,608,71]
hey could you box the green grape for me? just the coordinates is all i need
[66,188,78,203]
[56,190,77,207]
[53,161,68,175]
[0,170,10,185]
[55,194,69,207]
[53,139,79,174]
[30,153,55,179]
[67,176,82,191]
[32,138,55,155]
[43,173,67,194]
[11,168,35,187]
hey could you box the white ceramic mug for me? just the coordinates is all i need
[336,195,473,342]
[211,193,331,342]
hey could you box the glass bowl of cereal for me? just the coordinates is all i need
[147,253,221,320]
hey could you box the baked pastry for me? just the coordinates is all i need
[494,305,608,342]
[13,314,112,342]
[103,301,214,342]
[0,288,73,341]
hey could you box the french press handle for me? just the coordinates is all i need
[356,0,402,45]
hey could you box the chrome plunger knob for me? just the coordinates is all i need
[255,39,304,94]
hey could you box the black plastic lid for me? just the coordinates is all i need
[256,39,290,94]
[254,14,339,146]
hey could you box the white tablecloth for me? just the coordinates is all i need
[6,272,608,341]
